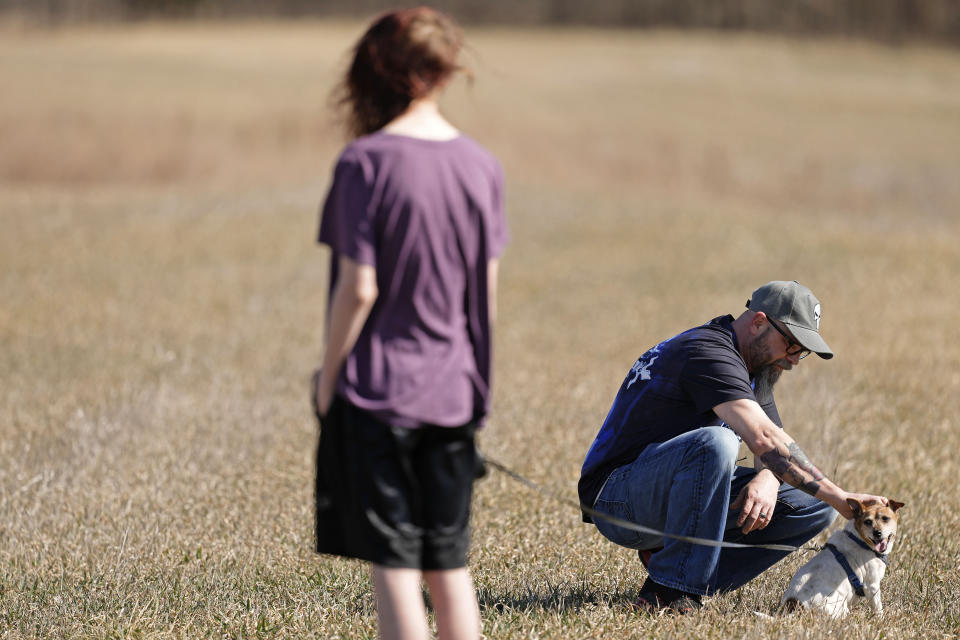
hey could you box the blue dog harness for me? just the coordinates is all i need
[824,532,889,598]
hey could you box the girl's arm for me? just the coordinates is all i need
[314,255,378,416]
[488,258,499,325]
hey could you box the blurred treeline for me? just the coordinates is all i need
[2,0,959,44]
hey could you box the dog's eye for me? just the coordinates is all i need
[864,518,872,526]
[881,516,889,522]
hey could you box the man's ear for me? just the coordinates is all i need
[750,311,767,334]
[846,498,864,517]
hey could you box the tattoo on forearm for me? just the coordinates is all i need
[760,442,825,497]
[786,443,826,481]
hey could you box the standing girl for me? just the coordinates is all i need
[312,8,507,640]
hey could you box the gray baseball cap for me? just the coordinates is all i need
[746,281,833,359]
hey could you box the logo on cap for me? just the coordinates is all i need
[814,303,821,330]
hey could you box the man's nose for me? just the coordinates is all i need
[786,351,801,366]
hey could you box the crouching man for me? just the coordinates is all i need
[579,281,889,614]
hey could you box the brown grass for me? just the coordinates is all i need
[1,21,959,639]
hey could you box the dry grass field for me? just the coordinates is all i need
[1,20,959,639]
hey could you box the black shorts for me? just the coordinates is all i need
[314,397,479,570]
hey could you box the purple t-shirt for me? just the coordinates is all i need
[318,131,508,428]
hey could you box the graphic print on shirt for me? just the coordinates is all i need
[626,341,666,389]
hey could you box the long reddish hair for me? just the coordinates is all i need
[335,7,464,138]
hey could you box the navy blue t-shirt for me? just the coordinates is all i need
[578,315,782,509]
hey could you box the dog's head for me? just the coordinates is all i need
[847,498,904,555]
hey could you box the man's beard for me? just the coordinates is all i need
[753,363,782,402]
[746,335,784,401]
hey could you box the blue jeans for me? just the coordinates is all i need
[592,426,836,596]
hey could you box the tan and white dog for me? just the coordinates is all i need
[782,498,904,618]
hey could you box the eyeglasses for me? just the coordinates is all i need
[767,318,811,359]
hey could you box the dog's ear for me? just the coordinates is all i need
[888,499,905,512]
[846,497,864,517]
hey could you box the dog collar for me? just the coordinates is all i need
[845,531,890,565]
[824,543,867,597]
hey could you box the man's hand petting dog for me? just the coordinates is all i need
[839,492,888,519]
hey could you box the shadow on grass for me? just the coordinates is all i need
[475,582,637,614]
